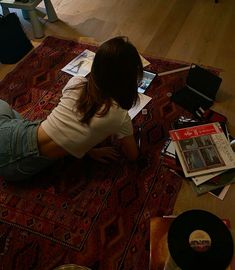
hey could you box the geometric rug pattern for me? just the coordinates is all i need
[0,36,191,269]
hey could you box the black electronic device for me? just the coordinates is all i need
[171,65,222,116]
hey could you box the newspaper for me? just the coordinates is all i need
[169,122,235,178]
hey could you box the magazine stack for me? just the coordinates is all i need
[168,122,235,200]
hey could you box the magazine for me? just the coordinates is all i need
[61,49,95,77]
[192,170,225,186]
[209,185,231,200]
[169,122,235,177]
[190,169,235,195]
[62,50,150,77]
[161,138,176,158]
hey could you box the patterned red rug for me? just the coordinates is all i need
[0,36,190,270]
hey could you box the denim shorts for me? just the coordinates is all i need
[0,99,55,182]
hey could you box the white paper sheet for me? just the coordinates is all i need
[61,49,95,77]
[128,93,152,119]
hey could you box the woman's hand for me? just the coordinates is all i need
[87,147,120,163]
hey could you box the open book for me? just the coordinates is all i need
[169,122,235,177]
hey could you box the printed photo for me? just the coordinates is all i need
[200,146,224,167]
[61,49,95,77]
[179,138,198,151]
[195,135,213,147]
[183,150,205,171]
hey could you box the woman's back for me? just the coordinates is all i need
[39,76,134,159]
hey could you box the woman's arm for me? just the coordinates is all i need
[118,134,139,161]
[87,146,120,163]
[87,135,139,163]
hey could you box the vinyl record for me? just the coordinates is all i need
[167,209,234,270]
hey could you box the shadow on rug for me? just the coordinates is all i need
[0,36,189,270]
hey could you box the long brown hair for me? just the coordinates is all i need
[77,36,143,124]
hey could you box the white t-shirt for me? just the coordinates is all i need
[41,76,133,158]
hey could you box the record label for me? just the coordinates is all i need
[189,229,211,252]
[167,209,234,270]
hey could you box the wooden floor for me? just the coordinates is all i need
[1,0,235,260]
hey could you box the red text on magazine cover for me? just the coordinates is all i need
[170,123,222,141]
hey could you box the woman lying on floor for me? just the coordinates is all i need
[0,36,143,181]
